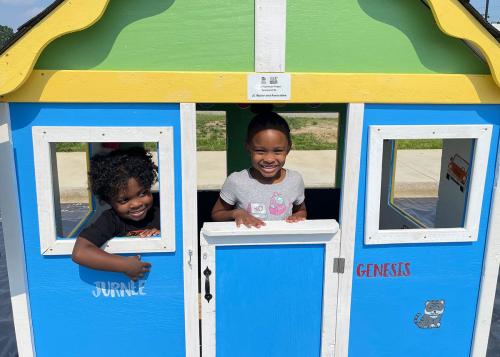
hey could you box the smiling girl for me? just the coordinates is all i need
[72,147,158,281]
[211,111,307,228]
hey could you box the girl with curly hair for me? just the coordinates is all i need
[72,146,159,281]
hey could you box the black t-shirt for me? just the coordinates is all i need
[79,195,161,247]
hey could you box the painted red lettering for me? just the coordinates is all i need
[366,264,373,277]
[356,261,411,278]
[403,262,411,276]
[356,264,365,277]
[383,263,390,277]
[397,262,404,276]
[391,263,397,277]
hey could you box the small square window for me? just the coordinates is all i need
[32,127,175,255]
[366,125,491,245]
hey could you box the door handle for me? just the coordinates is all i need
[204,267,213,303]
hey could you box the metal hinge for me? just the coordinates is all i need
[333,258,345,273]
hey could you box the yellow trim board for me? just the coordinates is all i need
[0,0,110,96]
[0,0,499,99]
[2,70,500,104]
[427,0,500,87]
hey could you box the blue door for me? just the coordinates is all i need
[10,103,189,356]
[200,220,340,357]
[348,104,500,357]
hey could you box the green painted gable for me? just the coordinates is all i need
[36,0,255,71]
[36,0,488,75]
[286,0,488,74]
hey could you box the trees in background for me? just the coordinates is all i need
[0,25,14,48]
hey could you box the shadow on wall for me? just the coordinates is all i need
[357,0,489,74]
[35,0,176,70]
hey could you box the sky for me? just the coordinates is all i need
[0,0,499,31]
[0,0,53,30]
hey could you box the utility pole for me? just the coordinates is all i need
[485,0,490,20]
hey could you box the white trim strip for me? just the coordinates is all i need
[0,123,8,143]
[180,103,200,357]
[335,103,365,357]
[32,126,176,255]
[471,141,500,357]
[201,219,338,238]
[255,0,287,72]
[201,245,216,357]
[0,103,35,356]
[365,125,492,245]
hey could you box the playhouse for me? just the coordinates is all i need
[1,0,500,356]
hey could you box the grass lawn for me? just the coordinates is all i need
[54,113,443,152]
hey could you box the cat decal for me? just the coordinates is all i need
[414,300,445,329]
[269,192,287,216]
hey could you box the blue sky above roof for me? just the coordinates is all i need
[471,0,500,23]
[0,0,499,31]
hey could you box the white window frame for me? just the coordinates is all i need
[32,126,176,255]
[200,219,340,357]
[365,124,492,245]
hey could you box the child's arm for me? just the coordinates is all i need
[72,237,151,281]
[286,201,307,223]
[211,197,266,228]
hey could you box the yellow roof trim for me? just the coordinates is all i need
[2,70,499,104]
[0,0,498,97]
[427,0,500,87]
[0,0,110,96]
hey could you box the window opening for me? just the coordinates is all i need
[33,126,174,255]
[365,124,491,244]
[53,142,92,238]
[196,110,227,190]
[52,142,159,239]
[279,112,339,189]
[379,138,474,230]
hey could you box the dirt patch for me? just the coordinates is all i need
[292,122,338,144]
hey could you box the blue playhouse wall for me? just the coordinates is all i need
[5,102,500,356]
[9,103,187,356]
[349,104,500,357]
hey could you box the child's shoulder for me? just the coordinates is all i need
[226,169,251,182]
[285,168,304,181]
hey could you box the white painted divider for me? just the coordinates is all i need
[200,219,340,357]
[0,103,35,356]
[255,0,287,72]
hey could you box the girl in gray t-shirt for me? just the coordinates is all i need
[212,111,307,227]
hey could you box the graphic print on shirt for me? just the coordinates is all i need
[125,229,160,237]
[247,202,268,219]
[269,192,287,216]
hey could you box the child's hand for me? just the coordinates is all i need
[286,213,306,223]
[138,228,161,238]
[122,255,151,281]
[233,209,266,228]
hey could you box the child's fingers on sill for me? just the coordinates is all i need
[286,216,304,223]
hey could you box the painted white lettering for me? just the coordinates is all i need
[92,282,102,297]
[130,281,139,296]
[111,282,122,297]
[92,280,147,298]
[121,282,132,297]
[138,281,146,296]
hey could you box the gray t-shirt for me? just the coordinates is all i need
[220,169,305,221]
